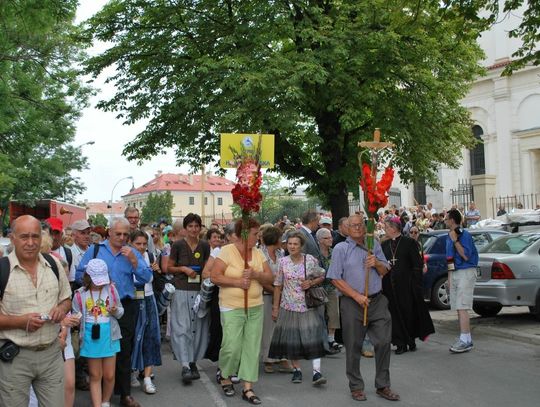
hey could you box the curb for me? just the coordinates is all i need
[433,319,540,346]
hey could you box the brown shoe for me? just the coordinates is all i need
[351,390,367,401]
[361,349,374,358]
[376,387,400,401]
[264,362,275,373]
[120,395,142,407]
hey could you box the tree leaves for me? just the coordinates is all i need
[84,0,490,219]
[0,0,91,210]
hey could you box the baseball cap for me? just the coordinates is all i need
[71,219,91,231]
[46,217,63,232]
[320,217,332,225]
[86,258,110,286]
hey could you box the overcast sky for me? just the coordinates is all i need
[73,1,197,203]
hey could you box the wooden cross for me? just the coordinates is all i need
[358,128,394,150]
[358,128,394,326]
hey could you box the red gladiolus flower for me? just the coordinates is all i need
[359,164,394,217]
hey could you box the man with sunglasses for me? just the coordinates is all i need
[76,217,152,407]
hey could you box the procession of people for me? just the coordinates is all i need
[1,203,488,407]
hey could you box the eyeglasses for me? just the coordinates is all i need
[349,223,364,229]
[410,231,419,234]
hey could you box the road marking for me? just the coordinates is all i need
[200,369,228,407]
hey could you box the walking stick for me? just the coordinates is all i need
[363,254,370,326]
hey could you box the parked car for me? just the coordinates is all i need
[0,237,10,257]
[419,229,510,310]
[473,230,540,319]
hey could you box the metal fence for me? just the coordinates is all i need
[491,193,540,215]
[451,180,474,210]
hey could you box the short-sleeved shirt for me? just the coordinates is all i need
[217,244,266,309]
[0,251,71,347]
[169,239,210,290]
[274,254,323,312]
[326,237,389,296]
[465,209,480,227]
[446,230,478,270]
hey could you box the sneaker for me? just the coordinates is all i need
[181,366,193,384]
[143,381,157,394]
[449,339,473,353]
[130,372,140,388]
[312,371,327,386]
[325,345,340,355]
[329,341,342,351]
[101,403,111,407]
[138,371,155,380]
[291,369,302,383]
[230,374,240,384]
[189,362,200,380]
[216,368,222,384]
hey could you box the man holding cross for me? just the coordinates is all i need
[327,214,399,402]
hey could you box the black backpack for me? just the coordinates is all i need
[0,254,60,301]
[63,246,73,270]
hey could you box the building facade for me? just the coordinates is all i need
[396,3,540,218]
[122,171,235,225]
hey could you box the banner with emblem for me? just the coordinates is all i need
[220,133,275,168]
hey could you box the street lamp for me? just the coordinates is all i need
[109,176,134,219]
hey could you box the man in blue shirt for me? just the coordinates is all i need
[445,209,479,354]
[327,215,399,402]
[76,217,151,407]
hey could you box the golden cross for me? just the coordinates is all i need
[358,128,394,150]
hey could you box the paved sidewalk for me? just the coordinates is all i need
[430,306,540,345]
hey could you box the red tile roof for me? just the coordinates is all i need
[124,173,235,196]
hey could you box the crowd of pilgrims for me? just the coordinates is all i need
[25,205,437,406]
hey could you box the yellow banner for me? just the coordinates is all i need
[220,133,275,168]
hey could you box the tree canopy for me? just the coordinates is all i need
[497,0,540,73]
[89,213,108,227]
[84,0,492,221]
[0,0,91,217]
[140,192,174,225]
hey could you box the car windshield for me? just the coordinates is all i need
[481,233,540,254]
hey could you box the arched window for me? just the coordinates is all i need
[413,179,426,205]
[470,125,486,175]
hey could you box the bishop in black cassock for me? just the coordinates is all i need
[381,217,435,354]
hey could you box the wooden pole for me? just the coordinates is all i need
[244,235,248,315]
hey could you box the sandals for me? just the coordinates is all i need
[218,376,235,397]
[376,387,400,401]
[242,388,262,405]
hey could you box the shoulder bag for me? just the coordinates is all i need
[303,255,328,308]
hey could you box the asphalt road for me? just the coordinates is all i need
[75,311,540,407]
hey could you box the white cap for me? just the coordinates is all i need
[86,259,110,286]
[320,217,332,225]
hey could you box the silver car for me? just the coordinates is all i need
[474,231,540,319]
[0,237,10,257]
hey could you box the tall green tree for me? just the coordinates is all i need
[88,213,109,227]
[140,192,174,225]
[492,0,540,74]
[0,0,91,223]
[84,0,491,223]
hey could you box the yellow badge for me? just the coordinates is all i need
[194,252,201,259]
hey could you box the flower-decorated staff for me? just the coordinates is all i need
[358,129,394,325]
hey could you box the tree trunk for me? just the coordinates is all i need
[328,184,350,229]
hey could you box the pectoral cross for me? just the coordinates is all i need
[390,256,398,266]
